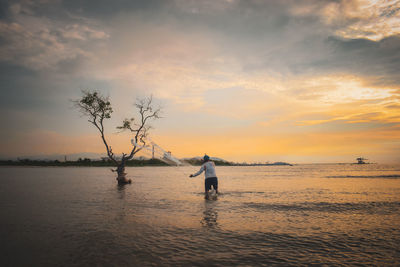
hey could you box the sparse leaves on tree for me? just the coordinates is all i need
[73,90,162,180]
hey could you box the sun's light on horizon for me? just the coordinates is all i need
[0,0,399,163]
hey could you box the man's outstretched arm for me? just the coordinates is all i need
[190,165,205,177]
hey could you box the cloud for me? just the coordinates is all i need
[0,0,109,70]
[322,0,400,41]
[297,111,400,126]
[289,0,400,41]
[0,0,399,162]
[386,103,400,109]
[2,0,400,84]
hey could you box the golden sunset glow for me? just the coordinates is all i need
[0,0,399,163]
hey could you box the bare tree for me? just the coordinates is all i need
[74,90,161,184]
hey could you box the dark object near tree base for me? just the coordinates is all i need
[117,172,131,184]
[117,176,132,185]
[74,91,161,184]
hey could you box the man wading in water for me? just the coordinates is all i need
[190,155,219,198]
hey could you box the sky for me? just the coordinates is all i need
[0,0,399,163]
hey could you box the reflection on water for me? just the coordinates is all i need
[201,200,218,229]
[0,164,400,266]
[115,184,128,222]
[117,183,128,198]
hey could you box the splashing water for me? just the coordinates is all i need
[131,139,193,177]
[131,139,190,167]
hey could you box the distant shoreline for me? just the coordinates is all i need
[0,158,293,167]
[0,158,169,167]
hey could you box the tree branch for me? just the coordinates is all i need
[73,90,117,164]
[74,91,162,169]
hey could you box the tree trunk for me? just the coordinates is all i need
[116,160,131,184]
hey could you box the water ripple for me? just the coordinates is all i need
[242,201,400,214]
[326,175,400,178]
[1,165,400,266]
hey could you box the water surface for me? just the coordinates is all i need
[1,164,400,266]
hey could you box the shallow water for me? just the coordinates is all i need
[1,164,400,266]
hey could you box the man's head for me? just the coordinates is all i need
[203,155,210,162]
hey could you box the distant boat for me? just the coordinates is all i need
[356,157,368,164]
